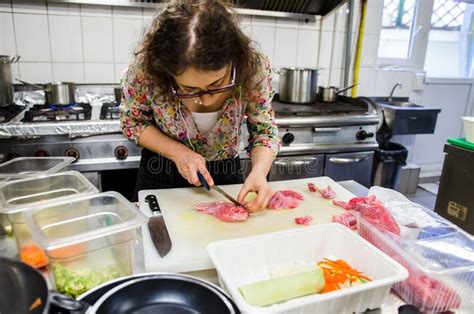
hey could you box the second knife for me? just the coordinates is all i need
[145,194,172,257]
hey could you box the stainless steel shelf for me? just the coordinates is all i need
[44,0,317,20]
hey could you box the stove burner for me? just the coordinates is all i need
[0,104,25,123]
[273,95,368,116]
[22,103,92,122]
[100,102,120,120]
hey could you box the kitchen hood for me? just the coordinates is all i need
[236,0,347,16]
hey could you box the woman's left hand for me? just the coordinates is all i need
[237,170,273,213]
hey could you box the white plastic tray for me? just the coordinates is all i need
[207,223,408,313]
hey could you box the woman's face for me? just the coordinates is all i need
[173,63,233,108]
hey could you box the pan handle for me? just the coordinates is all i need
[16,79,43,90]
[48,291,90,314]
[336,83,358,94]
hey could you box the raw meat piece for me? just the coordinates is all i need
[307,183,317,193]
[194,201,249,222]
[267,190,304,210]
[295,216,313,226]
[332,212,357,230]
[331,195,400,235]
[319,185,336,199]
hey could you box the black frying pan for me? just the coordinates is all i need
[91,275,236,314]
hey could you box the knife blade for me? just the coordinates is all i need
[197,171,243,207]
[145,194,172,257]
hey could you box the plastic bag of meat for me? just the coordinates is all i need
[332,195,400,235]
[267,190,304,210]
[194,202,249,222]
[332,212,357,230]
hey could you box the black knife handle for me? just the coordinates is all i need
[145,194,161,213]
[197,171,210,190]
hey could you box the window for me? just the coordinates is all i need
[423,0,474,78]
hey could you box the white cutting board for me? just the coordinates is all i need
[139,177,355,273]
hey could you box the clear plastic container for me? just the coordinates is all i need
[207,224,408,313]
[24,192,148,298]
[357,215,474,312]
[0,157,74,181]
[0,171,98,268]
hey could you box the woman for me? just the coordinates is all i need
[120,0,280,212]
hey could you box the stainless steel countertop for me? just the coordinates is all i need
[0,180,407,313]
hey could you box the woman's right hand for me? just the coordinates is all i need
[171,148,214,186]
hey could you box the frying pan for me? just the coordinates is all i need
[91,274,236,314]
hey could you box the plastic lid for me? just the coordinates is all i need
[24,191,148,250]
[0,171,98,214]
[0,157,75,180]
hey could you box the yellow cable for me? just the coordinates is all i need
[352,0,367,97]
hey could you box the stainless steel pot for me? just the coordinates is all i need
[17,80,76,105]
[277,68,319,104]
[0,55,20,107]
[318,83,357,103]
[114,87,123,102]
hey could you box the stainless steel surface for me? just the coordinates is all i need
[278,142,379,155]
[317,83,358,102]
[323,151,374,187]
[268,155,324,181]
[388,82,402,102]
[45,0,318,20]
[364,97,441,135]
[277,68,319,103]
[211,185,242,207]
[17,80,76,105]
[0,55,20,107]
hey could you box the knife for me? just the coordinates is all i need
[197,171,243,207]
[145,194,172,257]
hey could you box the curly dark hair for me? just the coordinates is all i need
[137,0,260,96]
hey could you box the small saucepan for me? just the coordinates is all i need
[318,83,358,103]
[17,79,76,105]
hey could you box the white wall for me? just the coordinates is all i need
[0,0,355,87]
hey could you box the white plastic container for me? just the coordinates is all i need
[462,116,474,143]
[207,224,408,313]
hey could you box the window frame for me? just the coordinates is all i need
[376,0,435,69]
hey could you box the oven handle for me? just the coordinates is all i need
[328,156,369,164]
[313,127,342,133]
[274,158,320,167]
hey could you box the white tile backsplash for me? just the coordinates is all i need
[52,63,84,83]
[252,16,275,28]
[296,29,319,68]
[14,13,51,62]
[47,3,80,16]
[318,68,329,86]
[361,34,379,66]
[18,62,52,82]
[143,8,158,19]
[238,15,252,38]
[49,15,83,62]
[80,4,111,17]
[84,63,114,83]
[318,31,334,70]
[374,68,396,96]
[357,67,376,96]
[321,10,336,32]
[394,70,414,97]
[81,16,113,62]
[112,6,142,19]
[299,16,321,30]
[334,3,348,32]
[276,18,299,29]
[250,26,275,64]
[329,68,343,87]
[115,63,129,83]
[12,0,46,14]
[274,27,297,67]
[10,62,19,81]
[0,0,12,13]
[364,0,383,35]
[113,18,143,63]
[0,12,16,55]
[331,31,345,69]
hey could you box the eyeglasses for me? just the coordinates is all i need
[171,65,236,99]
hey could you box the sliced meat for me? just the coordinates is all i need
[319,185,336,199]
[307,183,318,193]
[331,195,400,235]
[332,212,357,230]
[194,201,249,222]
[267,190,304,210]
[295,216,313,226]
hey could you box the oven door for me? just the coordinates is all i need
[268,155,324,181]
[323,151,374,187]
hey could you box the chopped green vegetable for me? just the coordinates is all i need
[239,269,325,307]
[53,263,120,297]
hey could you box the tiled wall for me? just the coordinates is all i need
[0,0,360,89]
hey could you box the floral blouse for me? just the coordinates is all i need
[119,52,280,161]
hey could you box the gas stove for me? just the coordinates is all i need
[22,103,92,122]
[100,102,120,120]
[0,104,24,122]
